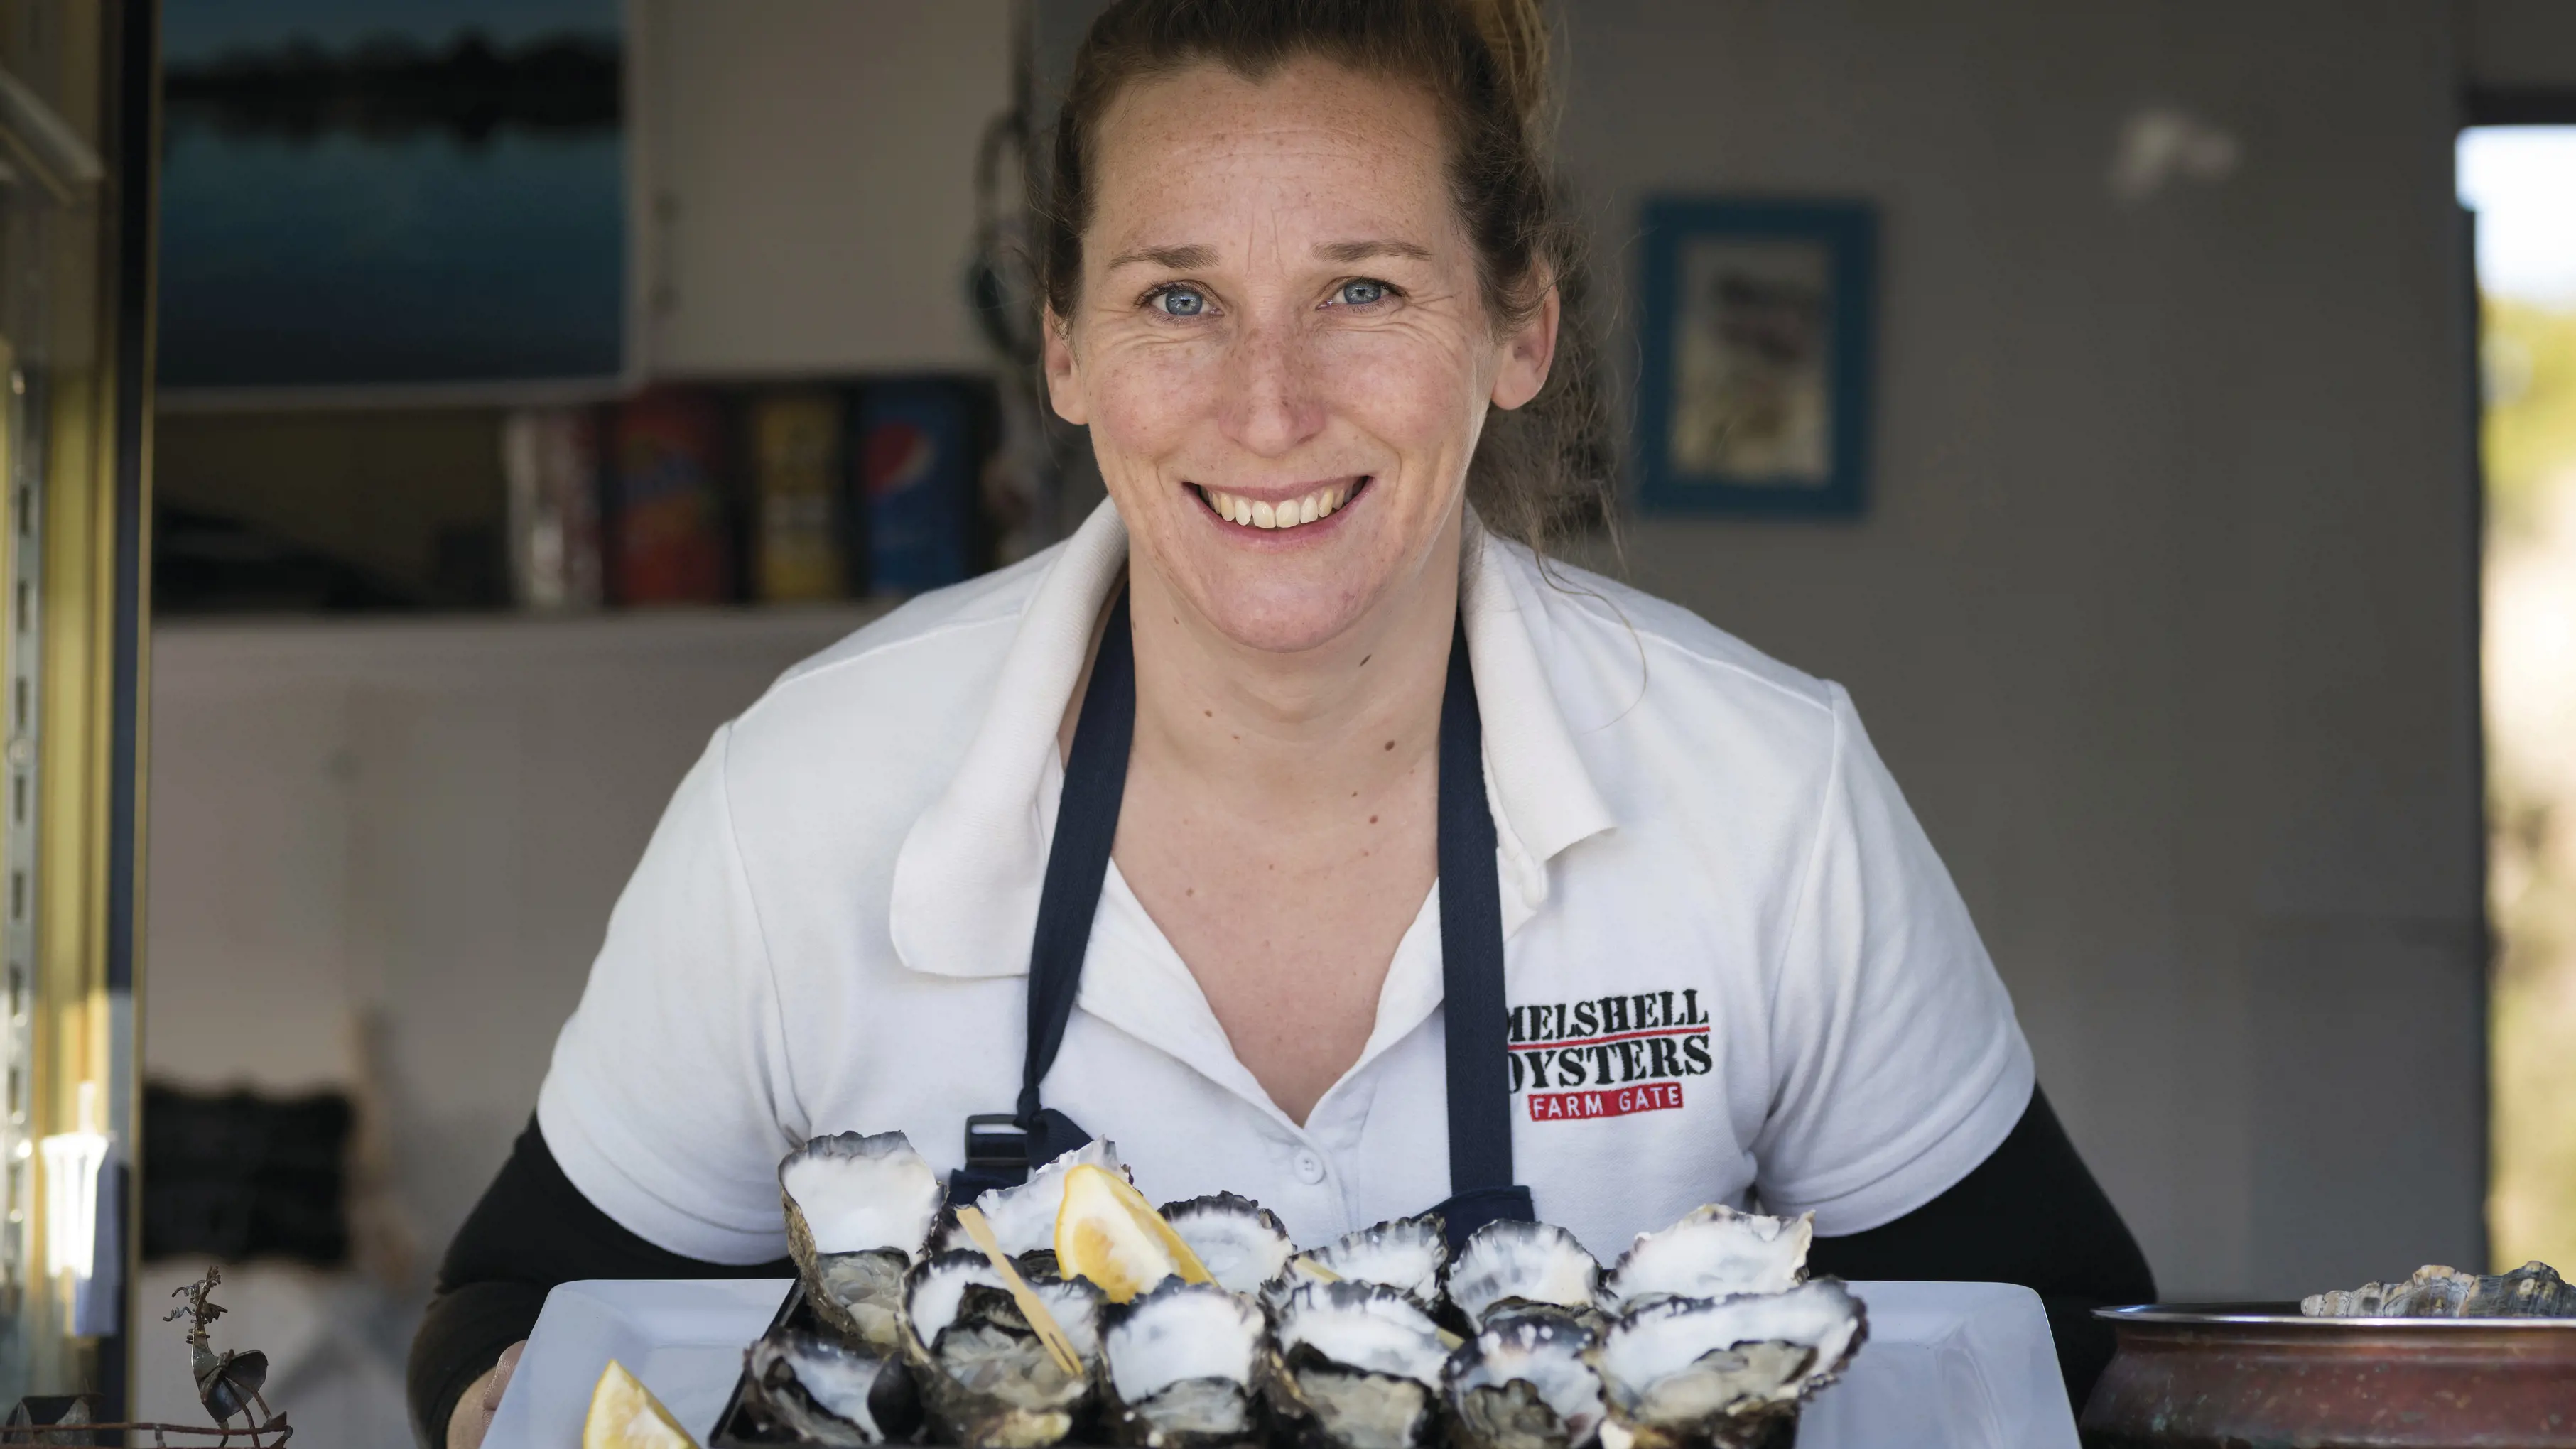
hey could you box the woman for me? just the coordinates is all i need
[413,2,2152,1444]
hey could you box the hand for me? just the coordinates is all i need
[448,1340,526,1449]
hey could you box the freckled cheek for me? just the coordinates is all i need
[1314,341,1481,479]
[1087,348,1219,465]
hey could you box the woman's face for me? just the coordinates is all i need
[1046,58,1557,654]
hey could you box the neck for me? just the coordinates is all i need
[1122,516,1463,814]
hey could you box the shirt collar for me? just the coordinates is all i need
[887,500,1616,978]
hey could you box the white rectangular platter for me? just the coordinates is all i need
[486,1277,2077,1449]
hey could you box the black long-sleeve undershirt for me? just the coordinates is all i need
[1803,1086,2155,1399]
[408,1086,2152,1446]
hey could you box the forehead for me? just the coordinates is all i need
[1087,57,1456,256]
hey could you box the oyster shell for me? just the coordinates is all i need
[1160,1194,1297,1298]
[1275,1215,1448,1315]
[935,1139,1130,1276]
[1443,1313,1606,1449]
[1100,1278,1272,1448]
[901,1248,1107,1448]
[1593,1279,1868,1449]
[1265,1279,1450,1449]
[1446,1220,1606,1330]
[1603,1207,1812,1311]
[779,1130,945,1350]
[2301,1260,2576,1318]
[745,1326,921,1445]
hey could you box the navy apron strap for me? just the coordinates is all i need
[953,592,1535,1247]
[1427,613,1534,1252]
[947,592,1132,1206]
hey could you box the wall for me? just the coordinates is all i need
[637,0,1013,376]
[144,609,879,1263]
[1557,0,2483,1297]
[2464,0,2576,91]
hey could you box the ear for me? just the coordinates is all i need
[1043,309,1090,426]
[1489,281,1561,411]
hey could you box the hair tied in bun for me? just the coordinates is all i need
[1451,0,1552,133]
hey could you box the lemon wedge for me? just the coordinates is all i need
[1054,1162,1215,1301]
[583,1360,698,1449]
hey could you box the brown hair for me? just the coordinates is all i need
[1040,0,1609,556]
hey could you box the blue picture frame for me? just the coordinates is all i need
[1635,197,1877,516]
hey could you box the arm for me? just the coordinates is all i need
[1806,1085,2155,1406]
[406,1119,792,1449]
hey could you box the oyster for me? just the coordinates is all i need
[2301,1260,2576,1318]
[1603,1207,1812,1311]
[1593,1280,1868,1449]
[745,1326,921,1445]
[1275,1215,1448,1314]
[936,1139,1130,1276]
[779,1131,945,1349]
[1161,1194,1297,1297]
[901,1249,1107,1448]
[1443,1313,1605,1449]
[1446,1220,1606,1330]
[1100,1278,1272,1448]
[1265,1279,1450,1449]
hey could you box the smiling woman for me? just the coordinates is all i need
[411,4,2151,1445]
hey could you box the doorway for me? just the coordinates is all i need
[2461,117,2576,1273]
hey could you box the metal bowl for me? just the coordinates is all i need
[2082,1303,2576,1448]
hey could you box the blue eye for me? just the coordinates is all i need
[1152,286,1207,317]
[1336,279,1390,307]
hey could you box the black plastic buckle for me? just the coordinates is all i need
[963,1113,1029,1176]
[947,1114,1033,1208]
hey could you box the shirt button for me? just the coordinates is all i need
[1292,1149,1326,1184]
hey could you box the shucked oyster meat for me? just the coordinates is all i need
[1275,1215,1448,1315]
[1266,1279,1451,1449]
[901,1248,1106,1448]
[1101,1278,1273,1448]
[1593,1279,1868,1449]
[779,1130,945,1350]
[1603,1206,1813,1312]
[1443,1313,1606,1449]
[1445,1220,1606,1330]
[2302,1259,2576,1318]
[936,1139,1130,1277]
[1160,1193,1298,1298]
[745,1326,921,1445]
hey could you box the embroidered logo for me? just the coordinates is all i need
[1508,990,1710,1122]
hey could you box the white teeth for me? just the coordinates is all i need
[1204,482,1358,528]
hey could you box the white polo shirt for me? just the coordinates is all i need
[536,501,2033,1266]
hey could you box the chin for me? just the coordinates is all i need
[1184,565,1378,654]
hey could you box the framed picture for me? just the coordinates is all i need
[1634,197,1878,516]
[157,0,629,403]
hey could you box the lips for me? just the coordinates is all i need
[1193,479,1365,531]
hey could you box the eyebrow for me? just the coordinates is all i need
[1102,239,1436,271]
[1317,239,1433,264]
[1105,243,1216,271]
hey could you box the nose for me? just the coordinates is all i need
[1216,310,1326,458]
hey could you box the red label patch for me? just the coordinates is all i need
[1526,1082,1685,1121]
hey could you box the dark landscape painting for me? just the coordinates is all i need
[158,0,625,394]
